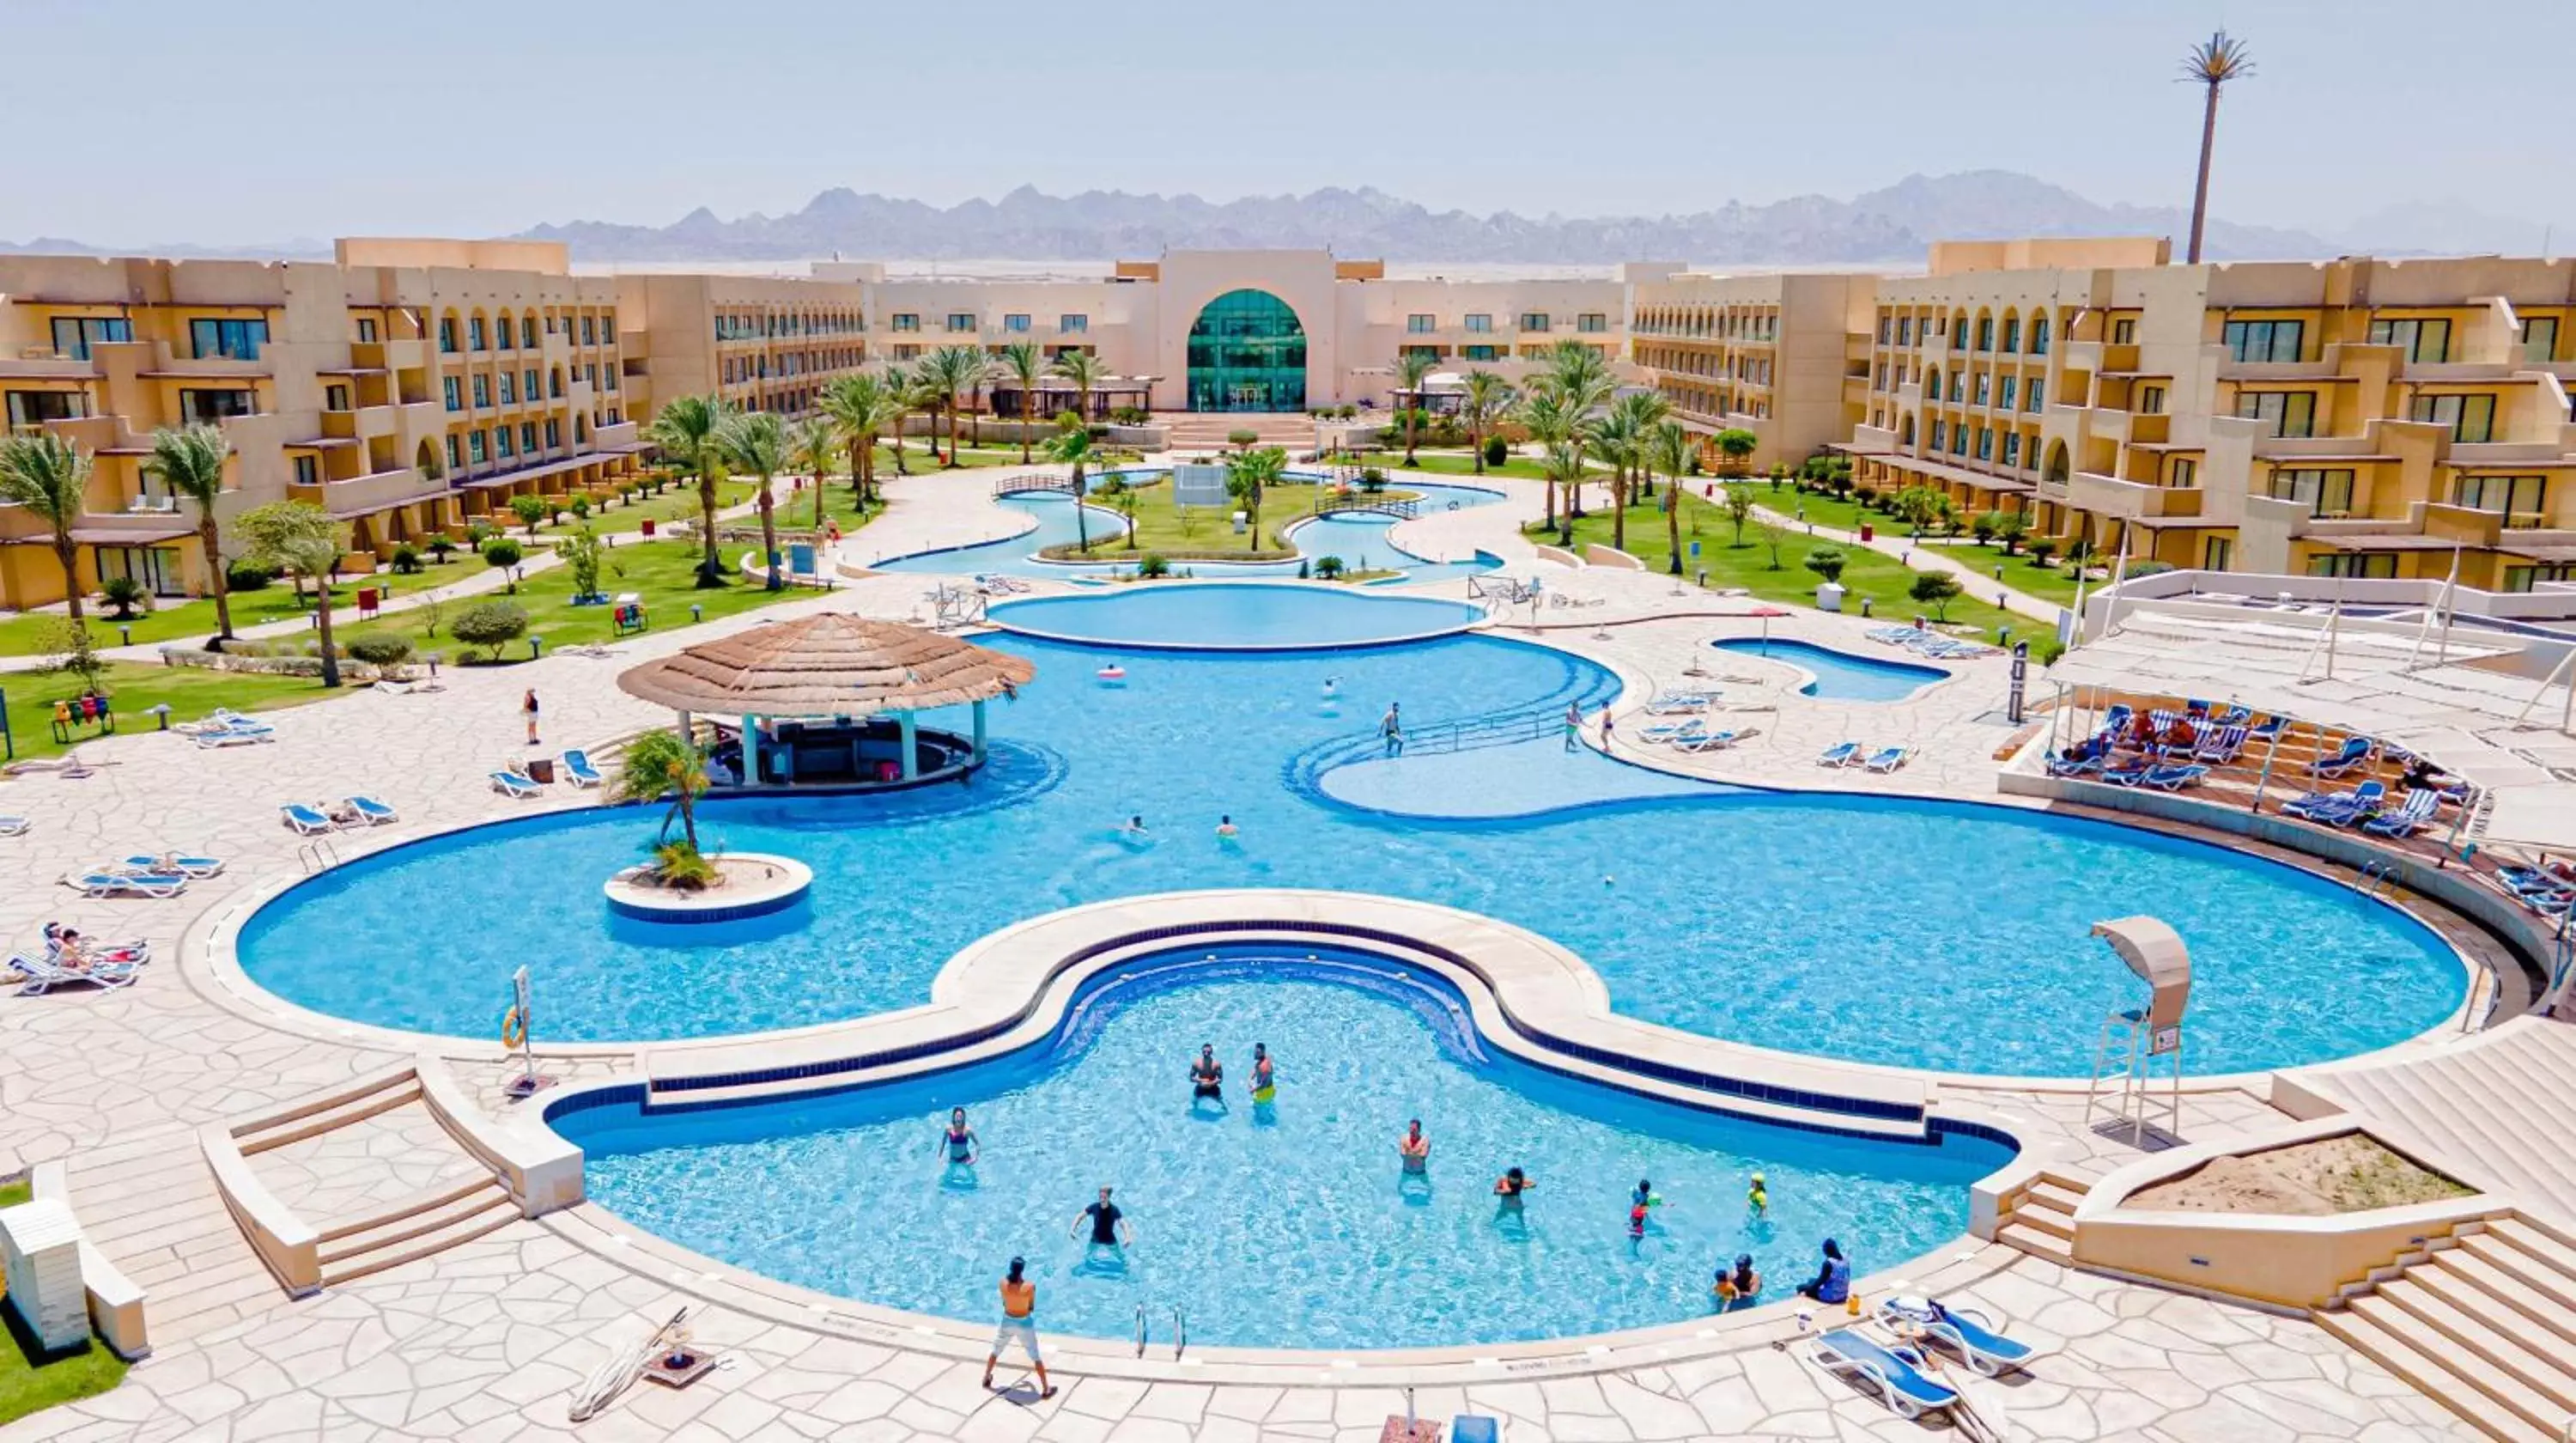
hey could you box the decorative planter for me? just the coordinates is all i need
[602,852,812,923]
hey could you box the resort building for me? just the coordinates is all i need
[1845,240,2576,591]
[1629,269,1876,470]
[614,270,869,423]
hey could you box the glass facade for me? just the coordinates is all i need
[1186,289,1306,412]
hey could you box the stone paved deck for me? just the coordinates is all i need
[0,470,2490,1440]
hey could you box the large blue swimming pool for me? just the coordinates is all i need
[1712,638,1948,702]
[240,626,2466,1075]
[989,583,1485,650]
[557,947,2014,1350]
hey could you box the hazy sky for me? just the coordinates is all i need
[9,0,2571,246]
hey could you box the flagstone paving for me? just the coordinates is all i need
[0,470,2488,1440]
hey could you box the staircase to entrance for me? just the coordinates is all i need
[1158,411,1315,454]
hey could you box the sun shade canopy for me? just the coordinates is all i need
[2091,916,2191,1029]
[617,613,1035,719]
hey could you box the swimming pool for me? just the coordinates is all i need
[1711,637,1948,702]
[988,583,1485,651]
[556,947,2014,1351]
[869,479,1503,581]
[238,625,2467,1075]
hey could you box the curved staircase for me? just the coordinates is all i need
[2316,1211,2576,1442]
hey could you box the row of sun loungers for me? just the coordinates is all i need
[177,709,277,749]
[7,930,151,996]
[490,749,604,800]
[1863,626,2000,661]
[2498,865,2576,916]
[1801,1294,2051,1431]
[1818,740,1909,772]
[281,796,399,834]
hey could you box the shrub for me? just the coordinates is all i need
[449,600,530,659]
[652,840,721,891]
[344,632,414,667]
[1482,435,1510,467]
[1314,555,1346,580]
[1908,570,1964,621]
[1227,428,1260,448]
[2026,539,2059,567]
[569,493,592,520]
[99,575,150,618]
[2038,639,2068,666]
[465,521,498,547]
[388,543,423,574]
[1802,546,1848,585]
[1853,484,1878,508]
[2125,559,2176,578]
[225,558,275,592]
[1136,554,1172,578]
[1108,405,1148,425]
[1336,405,1358,420]
[1970,511,2001,545]
[508,495,548,534]
[427,535,457,563]
[481,538,523,569]
[1993,511,2029,555]
[1359,468,1388,492]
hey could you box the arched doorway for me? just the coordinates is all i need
[1186,289,1306,412]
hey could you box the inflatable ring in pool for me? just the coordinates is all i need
[501,1004,527,1050]
[1097,666,1127,683]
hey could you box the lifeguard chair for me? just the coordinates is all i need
[2084,916,2191,1146]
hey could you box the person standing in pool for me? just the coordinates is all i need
[1381,703,1404,756]
[1121,814,1149,837]
[1398,1119,1431,1171]
[1216,814,1240,839]
[1249,1043,1275,1101]
[935,1107,980,1169]
[1564,701,1583,752]
[981,1256,1054,1397]
[1493,1166,1534,1203]
[1072,1185,1133,1252]
[1188,1043,1224,1107]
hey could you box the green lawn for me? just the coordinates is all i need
[1340,448,1609,484]
[1541,493,2027,639]
[511,479,756,541]
[0,1178,125,1428]
[1761,487,2096,606]
[365,537,830,662]
[0,564,460,659]
[1048,480,1423,563]
[2,664,343,763]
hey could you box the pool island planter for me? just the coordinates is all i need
[603,852,812,923]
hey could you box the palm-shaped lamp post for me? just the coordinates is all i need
[2180,30,2255,265]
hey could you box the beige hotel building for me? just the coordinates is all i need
[7,232,2575,608]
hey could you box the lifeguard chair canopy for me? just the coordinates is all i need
[2090,916,2191,1029]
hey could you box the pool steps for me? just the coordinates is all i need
[2315,1210,2576,1442]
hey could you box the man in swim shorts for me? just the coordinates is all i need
[1381,703,1404,756]
[1189,1043,1224,1106]
[1399,1119,1431,1170]
[1072,1185,1133,1251]
[1249,1043,1274,1100]
[981,1256,1054,1396]
[1216,814,1239,838]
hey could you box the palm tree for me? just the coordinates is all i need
[716,410,791,590]
[2180,30,2255,265]
[1648,421,1693,575]
[1226,445,1288,551]
[272,533,345,686]
[614,728,711,855]
[1589,405,1641,552]
[1515,388,1581,534]
[878,362,918,476]
[645,394,733,586]
[1460,370,1514,475]
[1534,341,1615,519]
[922,345,987,467]
[143,423,236,642]
[1043,417,1098,553]
[1609,392,1672,501]
[994,341,1051,463]
[790,416,839,531]
[1050,348,1107,423]
[1540,438,1589,551]
[0,433,95,624]
[1390,350,1439,465]
[819,372,903,507]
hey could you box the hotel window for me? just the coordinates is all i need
[1518,313,1551,332]
[2224,318,2304,363]
[519,423,537,453]
[178,388,254,423]
[1578,314,1607,333]
[1874,362,1889,390]
[1947,373,1964,404]
[2235,390,2314,437]
[439,318,459,353]
[1975,318,1994,351]
[894,344,920,362]
[2266,467,2356,515]
[1929,420,1946,451]
[1462,344,1500,362]
[442,376,463,411]
[188,318,269,361]
[5,391,86,427]
[471,374,491,408]
[495,426,513,459]
[1060,314,1088,333]
[602,309,616,336]
[1952,318,1969,349]
[2452,473,2546,526]
[469,316,488,350]
[1950,423,1969,456]
[1975,426,1993,460]
[1407,314,1436,333]
[2138,384,2166,415]
[545,419,561,448]
[946,313,976,332]
[2504,563,2576,593]
[2000,318,2020,353]
[2310,551,2397,579]
[521,317,538,348]
[2412,393,2495,442]
[525,368,539,398]
[1998,374,2018,410]
[324,384,350,411]
[2031,315,2050,355]
[1896,317,1912,346]
[2026,377,2045,412]
[892,314,920,332]
[2168,458,2197,489]
[1003,314,1030,332]
[605,367,618,392]
[2524,315,2561,363]
[445,435,460,471]
[1876,315,1892,344]
[2002,432,2022,467]
[48,317,130,361]
[2368,316,2451,362]
[292,455,319,487]
[355,317,379,344]
[580,315,597,345]
[1971,373,1990,406]
[2203,537,2233,571]
[494,315,514,350]
[467,431,487,465]
[497,372,515,405]
[586,363,598,387]
[2111,318,2137,344]
[1400,345,1440,362]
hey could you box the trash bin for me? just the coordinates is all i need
[525,758,556,785]
[1858,523,1874,543]
[641,518,656,538]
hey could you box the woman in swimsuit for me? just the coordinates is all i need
[937,1107,980,1168]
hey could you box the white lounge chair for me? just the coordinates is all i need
[8,951,139,996]
[343,795,399,825]
[194,722,275,749]
[118,854,224,878]
[1876,1297,2054,1378]
[61,870,188,899]
[1802,1327,1960,1421]
[1674,728,1746,753]
[1862,746,1910,773]
[0,816,27,837]
[1818,740,1863,767]
[561,751,605,788]
[490,770,541,799]
[281,803,337,835]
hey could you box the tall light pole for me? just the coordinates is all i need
[2181,30,2256,265]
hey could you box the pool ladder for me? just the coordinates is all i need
[2357,858,2398,897]
[1133,1305,1188,1360]
[295,837,340,875]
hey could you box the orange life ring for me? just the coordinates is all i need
[501,1005,527,1050]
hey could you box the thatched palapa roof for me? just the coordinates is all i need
[617,613,1035,718]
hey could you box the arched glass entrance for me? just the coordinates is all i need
[1186,289,1306,412]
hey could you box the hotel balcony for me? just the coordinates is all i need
[2069,470,2203,521]
[287,466,447,520]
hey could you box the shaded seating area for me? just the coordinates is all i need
[617,612,1036,791]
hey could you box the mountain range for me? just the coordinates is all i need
[4,172,2557,266]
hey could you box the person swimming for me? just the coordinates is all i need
[1249,1043,1274,1101]
[1188,1043,1224,1105]
[1632,1178,1663,1215]
[1713,1254,1762,1310]
[1398,1119,1430,1171]
[1216,814,1239,838]
[1071,1185,1133,1252]
[1747,1171,1769,1215]
[937,1107,979,1168]
[1121,814,1149,836]
[1493,1166,1534,1202]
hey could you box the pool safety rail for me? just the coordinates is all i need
[1402,703,1577,757]
[993,475,1083,499]
[1314,494,1418,521]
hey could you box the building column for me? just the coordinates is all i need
[898,711,919,781]
[743,714,762,785]
[971,698,987,764]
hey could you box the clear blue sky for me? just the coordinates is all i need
[9,0,2570,247]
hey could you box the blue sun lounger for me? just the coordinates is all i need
[2044,752,2102,778]
[2363,788,2439,838]
[562,751,605,788]
[1818,740,1862,767]
[490,770,541,799]
[344,795,399,825]
[62,870,188,899]
[118,855,224,878]
[2140,763,2208,791]
[1862,746,1909,773]
[1802,1327,1959,1420]
[1876,1297,2053,1377]
[2308,736,2372,777]
[281,803,337,835]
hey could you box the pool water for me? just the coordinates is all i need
[989,583,1485,650]
[871,480,1502,581]
[1712,637,1948,702]
[240,630,2467,1075]
[560,950,2013,1351]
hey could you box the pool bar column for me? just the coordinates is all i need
[899,711,920,780]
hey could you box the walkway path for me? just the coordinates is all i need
[1753,502,2069,626]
